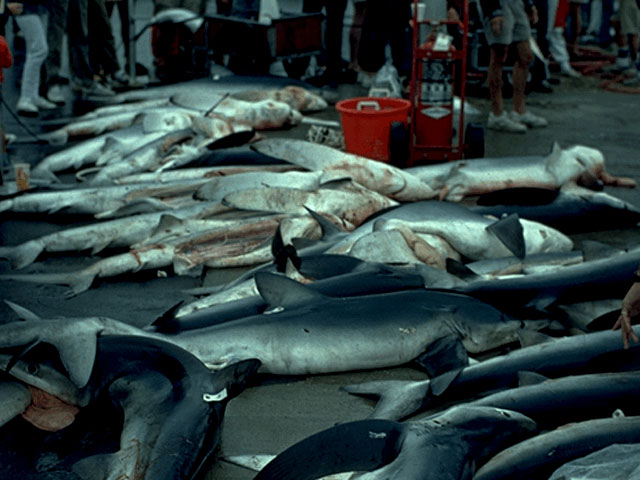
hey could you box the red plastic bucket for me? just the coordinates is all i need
[336,97,412,162]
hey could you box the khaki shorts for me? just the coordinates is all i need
[620,0,640,35]
[482,0,532,46]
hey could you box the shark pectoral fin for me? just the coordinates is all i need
[57,333,98,388]
[580,240,624,261]
[149,301,185,333]
[254,272,326,310]
[4,300,42,321]
[211,358,261,401]
[429,368,464,397]
[414,335,469,378]
[517,329,554,348]
[90,240,112,256]
[525,293,557,312]
[517,371,550,387]
[341,380,430,421]
[298,254,366,279]
[445,258,479,280]
[254,419,403,480]
[486,213,525,259]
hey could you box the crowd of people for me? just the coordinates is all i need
[0,0,637,118]
[0,0,129,117]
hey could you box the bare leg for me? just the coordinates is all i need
[488,44,508,115]
[512,40,534,114]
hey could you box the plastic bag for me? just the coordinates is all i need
[368,62,402,98]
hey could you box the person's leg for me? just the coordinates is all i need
[45,0,70,84]
[323,0,348,84]
[512,40,534,113]
[349,0,367,72]
[510,39,548,126]
[67,0,95,87]
[88,0,120,77]
[488,44,508,116]
[15,14,49,110]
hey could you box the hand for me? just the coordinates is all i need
[528,5,538,25]
[8,3,23,15]
[613,281,640,349]
[490,16,504,36]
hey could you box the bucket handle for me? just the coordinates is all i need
[356,100,381,111]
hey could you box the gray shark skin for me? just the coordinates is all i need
[170,273,548,375]
[153,257,457,333]
[450,371,640,430]
[459,246,640,313]
[342,327,640,421]
[253,406,537,480]
[1,272,547,378]
[473,415,640,480]
[471,186,640,234]
[0,335,260,480]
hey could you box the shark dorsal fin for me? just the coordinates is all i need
[304,207,345,240]
[255,272,326,310]
[485,213,525,259]
[517,371,549,387]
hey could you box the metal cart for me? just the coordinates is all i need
[407,0,484,165]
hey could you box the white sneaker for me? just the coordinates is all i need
[487,111,527,133]
[510,110,548,128]
[560,62,582,78]
[47,84,66,104]
[33,96,57,110]
[16,97,38,116]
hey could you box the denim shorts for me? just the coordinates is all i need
[482,0,532,46]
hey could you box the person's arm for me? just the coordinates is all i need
[613,270,640,349]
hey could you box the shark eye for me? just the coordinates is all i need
[26,363,39,375]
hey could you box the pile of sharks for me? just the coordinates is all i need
[1,77,640,479]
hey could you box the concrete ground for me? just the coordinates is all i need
[1,23,640,480]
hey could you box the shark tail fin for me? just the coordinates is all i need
[254,419,404,480]
[340,379,432,421]
[0,241,43,270]
[485,213,525,259]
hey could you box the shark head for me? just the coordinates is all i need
[430,405,538,458]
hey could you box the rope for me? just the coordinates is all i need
[1,97,48,143]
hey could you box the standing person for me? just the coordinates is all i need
[13,0,57,115]
[357,0,412,84]
[45,0,114,104]
[283,0,349,87]
[88,0,128,87]
[479,0,548,133]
